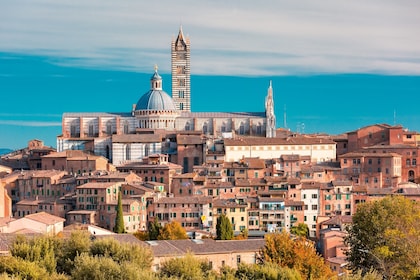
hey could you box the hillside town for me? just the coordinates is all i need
[1,27,420,277]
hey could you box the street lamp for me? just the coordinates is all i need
[357,249,386,279]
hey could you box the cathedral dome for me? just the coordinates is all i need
[135,67,177,111]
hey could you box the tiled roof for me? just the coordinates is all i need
[177,135,204,145]
[338,152,401,158]
[76,182,119,189]
[148,239,265,257]
[224,137,336,146]
[156,196,212,204]
[24,212,66,225]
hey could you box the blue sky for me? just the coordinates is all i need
[1,1,420,149]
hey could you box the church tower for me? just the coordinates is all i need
[171,26,191,112]
[265,81,276,138]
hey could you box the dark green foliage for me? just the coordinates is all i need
[216,214,233,240]
[56,230,91,274]
[290,223,309,238]
[113,191,125,233]
[148,217,162,240]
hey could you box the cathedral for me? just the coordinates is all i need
[57,27,276,166]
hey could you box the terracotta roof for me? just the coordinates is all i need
[176,135,204,145]
[224,137,336,146]
[24,212,66,225]
[76,182,119,189]
[148,239,265,257]
[285,200,304,207]
[338,152,401,158]
[156,196,212,204]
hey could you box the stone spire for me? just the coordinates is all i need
[265,80,276,138]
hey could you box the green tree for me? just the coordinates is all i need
[56,230,91,274]
[345,196,420,279]
[158,221,189,240]
[90,237,153,269]
[148,217,162,240]
[290,223,309,238]
[216,214,233,240]
[159,253,213,280]
[113,191,125,233]
[259,231,334,280]
[10,235,58,274]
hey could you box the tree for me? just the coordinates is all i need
[159,253,214,280]
[345,196,420,279]
[290,223,309,238]
[216,214,233,240]
[56,230,91,274]
[113,191,125,233]
[90,237,153,270]
[10,235,58,274]
[158,221,189,240]
[259,231,334,280]
[148,217,162,240]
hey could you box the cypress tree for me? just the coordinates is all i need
[113,191,125,233]
[216,214,233,240]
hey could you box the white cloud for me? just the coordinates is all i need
[1,0,419,75]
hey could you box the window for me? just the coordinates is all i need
[178,90,185,98]
[311,194,317,199]
[311,205,318,210]
[343,159,347,164]
[413,159,417,166]
[179,103,184,110]
[236,255,241,264]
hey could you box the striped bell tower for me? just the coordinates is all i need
[171,26,191,112]
[265,81,276,138]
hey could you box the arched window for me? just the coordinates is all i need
[106,121,112,135]
[123,122,129,134]
[221,122,226,133]
[106,145,110,159]
[125,145,131,160]
[145,144,150,157]
[239,122,245,135]
[408,170,415,182]
[88,124,94,137]
[256,123,262,135]
[203,122,208,134]
[185,122,190,131]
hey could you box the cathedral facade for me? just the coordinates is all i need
[57,27,276,166]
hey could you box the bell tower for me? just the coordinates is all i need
[265,81,276,138]
[171,26,191,112]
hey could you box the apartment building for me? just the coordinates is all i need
[41,150,114,174]
[339,152,402,188]
[152,196,212,231]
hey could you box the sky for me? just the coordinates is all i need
[1,0,420,150]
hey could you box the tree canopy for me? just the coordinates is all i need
[158,221,189,240]
[259,231,334,280]
[216,214,233,240]
[113,191,125,233]
[345,195,420,279]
